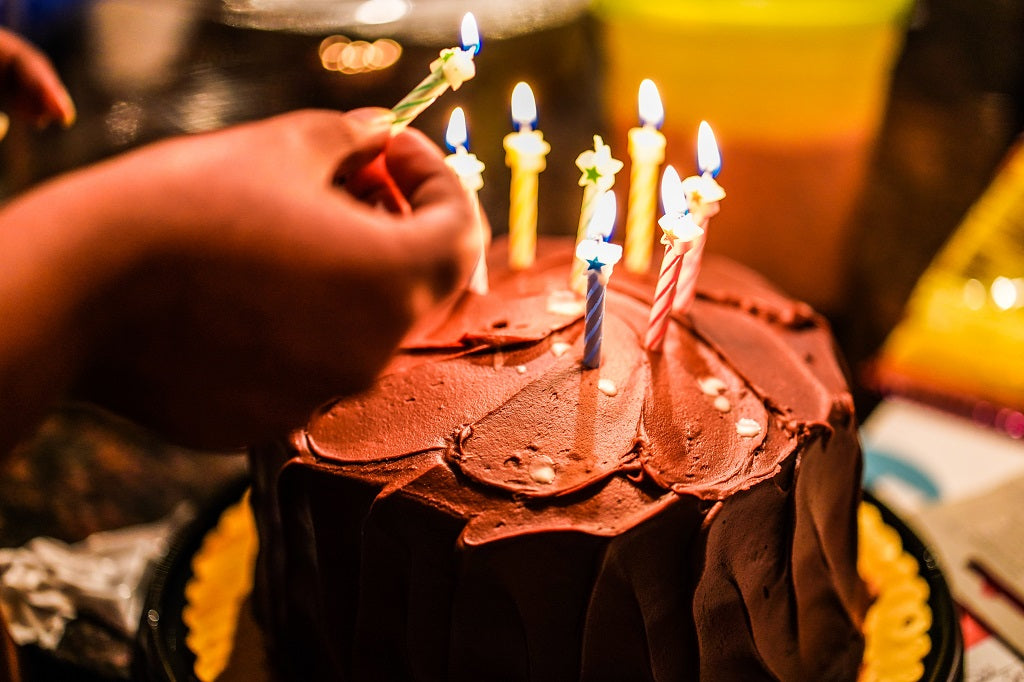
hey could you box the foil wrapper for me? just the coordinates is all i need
[0,502,195,650]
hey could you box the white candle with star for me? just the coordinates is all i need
[391,13,479,133]
[571,135,623,293]
[624,79,666,274]
[674,121,725,313]
[503,82,550,270]
[576,190,622,369]
[443,107,489,294]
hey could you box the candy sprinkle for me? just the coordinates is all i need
[736,418,761,437]
[598,379,618,397]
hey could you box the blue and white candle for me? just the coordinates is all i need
[575,191,622,369]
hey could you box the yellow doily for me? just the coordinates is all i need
[182,496,934,682]
[859,502,934,682]
[182,491,258,682]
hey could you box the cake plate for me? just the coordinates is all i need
[135,485,963,681]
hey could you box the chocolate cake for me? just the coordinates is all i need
[248,237,869,681]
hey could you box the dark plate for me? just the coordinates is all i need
[134,478,249,682]
[135,485,964,681]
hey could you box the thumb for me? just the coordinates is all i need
[332,108,395,179]
[268,108,394,183]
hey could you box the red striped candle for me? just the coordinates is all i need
[645,166,703,352]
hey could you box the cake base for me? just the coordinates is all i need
[135,488,963,682]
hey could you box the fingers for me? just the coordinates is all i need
[384,127,466,213]
[343,153,411,215]
[333,108,396,178]
[0,28,75,127]
[269,108,394,183]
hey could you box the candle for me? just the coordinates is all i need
[644,166,704,352]
[576,191,622,369]
[673,121,725,313]
[443,107,489,294]
[391,13,479,133]
[503,82,550,270]
[624,79,667,274]
[571,135,623,292]
[682,121,725,226]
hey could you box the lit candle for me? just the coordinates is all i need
[576,191,622,369]
[391,13,479,133]
[673,121,725,313]
[503,82,550,270]
[443,107,489,294]
[624,79,667,274]
[682,121,725,226]
[571,135,623,292]
[644,166,703,352]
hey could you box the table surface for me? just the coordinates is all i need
[1,0,1022,679]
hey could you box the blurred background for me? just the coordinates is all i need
[0,0,1022,678]
[0,0,1020,404]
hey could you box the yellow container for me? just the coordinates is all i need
[595,0,915,310]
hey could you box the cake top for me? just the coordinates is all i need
[291,237,853,546]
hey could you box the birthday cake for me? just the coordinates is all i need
[246,236,869,681]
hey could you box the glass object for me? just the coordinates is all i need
[594,0,915,310]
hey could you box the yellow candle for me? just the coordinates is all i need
[624,79,667,274]
[444,107,489,294]
[503,82,550,270]
[571,135,623,292]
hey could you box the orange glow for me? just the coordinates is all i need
[319,36,402,74]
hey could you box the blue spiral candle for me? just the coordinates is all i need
[575,191,622,369]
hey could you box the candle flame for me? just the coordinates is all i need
[445,106,468,151]
[661,165,686,215]
[697,121,722,177]
[511,81,537,131]
[461,12,480,54]
[586,190,617,241]
[638,79,664,129]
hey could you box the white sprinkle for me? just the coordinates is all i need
[714,395,731,412]
[551,342,572,357]
[515,365,527,374]
[698,376,727,396]
[547,290,586,317]
[736,418,762,437]
[529,456,556,484]
[598,379,618,397]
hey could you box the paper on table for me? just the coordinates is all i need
[911,479,1024,658]
[0,502,194,650]
[862,397,1024,659]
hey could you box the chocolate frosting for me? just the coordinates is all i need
[249,237,868,681]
